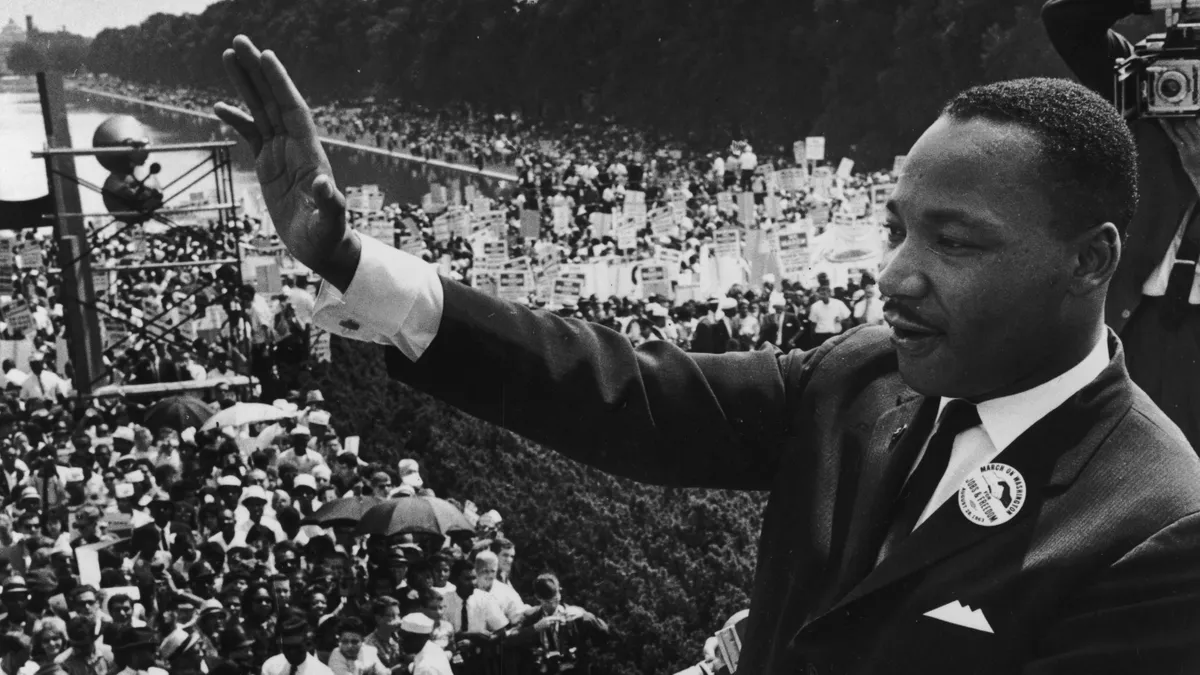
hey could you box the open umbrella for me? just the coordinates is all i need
[199,402,295,432]
[143,395,215,434]
[356,497,474,537]
[302,496,382,527]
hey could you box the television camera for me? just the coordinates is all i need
[1115,0,1200,118]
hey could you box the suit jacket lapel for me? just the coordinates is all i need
[811,332,1135,625]
[808,393,936,618]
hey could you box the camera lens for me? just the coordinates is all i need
[1157,70,1190,102]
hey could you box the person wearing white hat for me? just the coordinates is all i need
[234,485,285,543]
[277,426,327,475]
[397,458,423,489]
[289,473,322,515]
[399,613,452,675]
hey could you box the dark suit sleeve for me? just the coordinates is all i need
[1023,511,1200,673]
[1041,0,1139,100]
[384,279,811,491]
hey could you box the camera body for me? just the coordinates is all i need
[1116,25,1200,118]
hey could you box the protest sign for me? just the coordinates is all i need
[623,201,648,228]
[552,205,572,234]
[254,261,282,295]
[715,228,742,258]
[793,140,806,165]
[465,184,477,204]
[639,263,672,300]
[92,269,111,296]
[616,221,638,251]
[765,195,783,220]
[777,168,807,193]
[738,192,756,227]
[716,192,735,214]
[344,186,368,213]
[16,243,43,272]
[3,299,33,335]
[624,190,645,205]
[472,197,491,213]
[552,277,583,307]
[481,241,508,270]
[778,229,812,278]
[656,247,684,282]
[589,212,613,238]
[649,207,678,239]
[805,136,826,162]
[836,158,855,179]
[520,209,541,239]
[0,240,14,296]
[499,271,531,302]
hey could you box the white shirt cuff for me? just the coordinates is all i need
[311,233,444,362]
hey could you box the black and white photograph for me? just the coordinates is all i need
[0,0,1197,672]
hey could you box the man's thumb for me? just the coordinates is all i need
[312,174,345,225]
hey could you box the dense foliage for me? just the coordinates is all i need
[7,32,90,76]
[84,0,1154,170]
[288,337,766,675]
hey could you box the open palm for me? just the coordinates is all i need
[213,36,349,280]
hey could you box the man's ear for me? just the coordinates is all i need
[1069,221,1121,295]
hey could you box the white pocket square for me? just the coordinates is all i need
[923,600,993,634]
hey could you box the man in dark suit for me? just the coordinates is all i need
[690,297,738,354]
[218,37,1200,674]
[756,292,802,350]
[1043,0,1200,450]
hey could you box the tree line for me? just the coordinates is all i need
[81,0,1158,170]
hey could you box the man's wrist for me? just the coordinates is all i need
[317,230,363,295]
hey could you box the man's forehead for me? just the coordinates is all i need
[890,116,1051,230]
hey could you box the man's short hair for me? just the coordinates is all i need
[533,573,560,600]
[940,77,1138,239]
[107,593,132,611]
[489,537,515,554]
[371,595,400,617]
[450,559,474,580]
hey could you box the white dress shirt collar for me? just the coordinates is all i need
[937,333,1110,452]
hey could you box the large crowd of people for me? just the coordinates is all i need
[0,75,908,675]
[78,76,893,359]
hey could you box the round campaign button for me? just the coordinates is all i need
[958,463,1026,527]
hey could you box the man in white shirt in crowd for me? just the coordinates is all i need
[807,285,851,348]
[853,280,886,327]
[262,615,334,675]
[281,276,316,326]
[19,352,68,401]
[277,426,326,474]
[739,145,758,190]
[441,559,508,655]
[474,550,527,625]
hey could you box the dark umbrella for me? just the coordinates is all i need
[143,395,215,434]
[356,497,474,537]
[302,496,383,527]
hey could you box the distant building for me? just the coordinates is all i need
[0,18,27,75]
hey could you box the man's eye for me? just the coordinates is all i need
[885,223,905,248]
[936,236,973,251]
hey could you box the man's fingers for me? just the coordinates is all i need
[221,48,272,143]
[261,50,316,138]
[231,36,284,136]
[312,174,346,227]
[213,103,263,155]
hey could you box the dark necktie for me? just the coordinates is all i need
[876,399,981,565]
[461,594,470,632]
